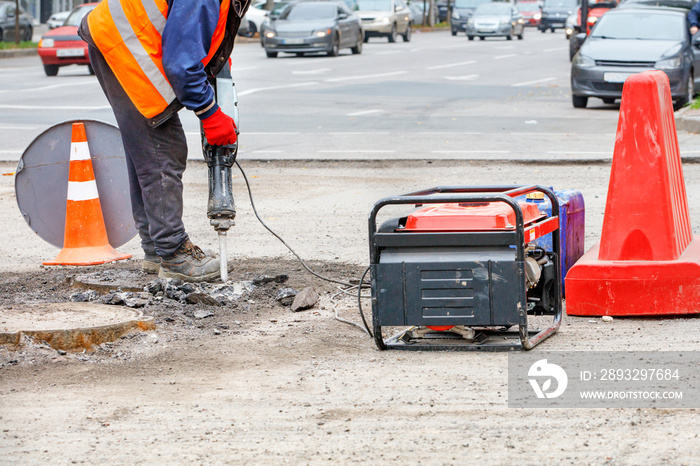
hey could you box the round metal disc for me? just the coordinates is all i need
[15,120,136,249]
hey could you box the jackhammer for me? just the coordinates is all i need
[202,62,239,282]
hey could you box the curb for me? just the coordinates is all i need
[676,107,700,134]
[0,48,38,59]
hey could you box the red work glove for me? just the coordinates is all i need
[202,108,237,146]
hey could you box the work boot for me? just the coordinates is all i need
[158,240,221,282]
[142,252,160,274]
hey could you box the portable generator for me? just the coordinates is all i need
[368,185,563,351]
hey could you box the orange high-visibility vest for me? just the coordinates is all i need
[87,0,231,119]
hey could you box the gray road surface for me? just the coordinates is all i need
[0,29,697,162]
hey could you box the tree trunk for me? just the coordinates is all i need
[15,0,20,44]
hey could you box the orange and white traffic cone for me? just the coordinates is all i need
[43,122,132,266]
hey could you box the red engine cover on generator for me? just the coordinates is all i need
[404,202,544,232]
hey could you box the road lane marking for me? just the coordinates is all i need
[0,150,22,154]
[511,132,573,135]
[443,43,475,49]
[544,46,567,52]
[547,151,609,155]
[432,150,511,154]
[245,132,302,135]
[23,82,97,92]
[0,125,37,130]
[445,74,478,81]
[427,60,477,70]
[185,131,302,136]
[346,109,383,116]
[0,104,110,110]
[511,77,557,87]
[327,131,391,135]
[292,68,331,75]
[251,150,283,153]
[376,51,402,55]
[238,81,318,96]
[318,150,396,153]
[410,47,426,52]
[285,58,334,66]
[493,54,517,60]
[0,81,98,95]
[324,71,407,83]
[417,131,483,135]
[495,46,515,49]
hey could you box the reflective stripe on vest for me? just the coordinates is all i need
[88,0,230,119]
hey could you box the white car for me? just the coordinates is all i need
[47,10,70,29]
[240,1,271,37]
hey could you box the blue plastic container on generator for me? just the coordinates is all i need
[524,189,585,296]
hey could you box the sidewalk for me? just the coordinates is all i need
[676,106,700,134]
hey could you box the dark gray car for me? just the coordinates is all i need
[539,0,577,32]
[262,0,363,57]
[570,7,700,109]
[0,1,33,42]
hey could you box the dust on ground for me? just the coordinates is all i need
[2,160,700,464]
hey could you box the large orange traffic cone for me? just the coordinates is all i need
[565,71,700,316]
[43,122,132,266]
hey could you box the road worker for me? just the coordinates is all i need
[78,0,249,281]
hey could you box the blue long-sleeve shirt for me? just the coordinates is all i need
[162,0,223,119]
[689,2,700,29]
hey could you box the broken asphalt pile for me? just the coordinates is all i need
[70,273,321,313]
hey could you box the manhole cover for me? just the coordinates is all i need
[0,302,154,351]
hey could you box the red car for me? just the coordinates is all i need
[576,0,616,33]
[516,1,543,26]
[568,0,616,59]
[37,3,98,76]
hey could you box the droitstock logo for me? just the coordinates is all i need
[528,359,568,399]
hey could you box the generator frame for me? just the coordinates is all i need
[369,185,563,351]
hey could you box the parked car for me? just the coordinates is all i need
[570,7,699,109]
[262,0,363,57]
[436,0,449,21]
[37,3,97,76]
[517,0,543,26]
[47,10,70,29]
[450,0,491,35]
[408,0,432,24]
[240,0,271,37]
[0,1,33,42]
[465,2,525,40]
[568,1,616,58]
[354,0,412,42]
[538,0,577,32]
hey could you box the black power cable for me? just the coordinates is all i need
[234,160,373,336]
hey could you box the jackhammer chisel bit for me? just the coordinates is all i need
[203,62,239,282]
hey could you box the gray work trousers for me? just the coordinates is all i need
[87,44,189,257]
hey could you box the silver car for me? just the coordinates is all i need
[354,0,412,42]
[466,2,525,40]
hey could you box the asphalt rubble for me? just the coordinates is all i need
[0,259,352,368]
